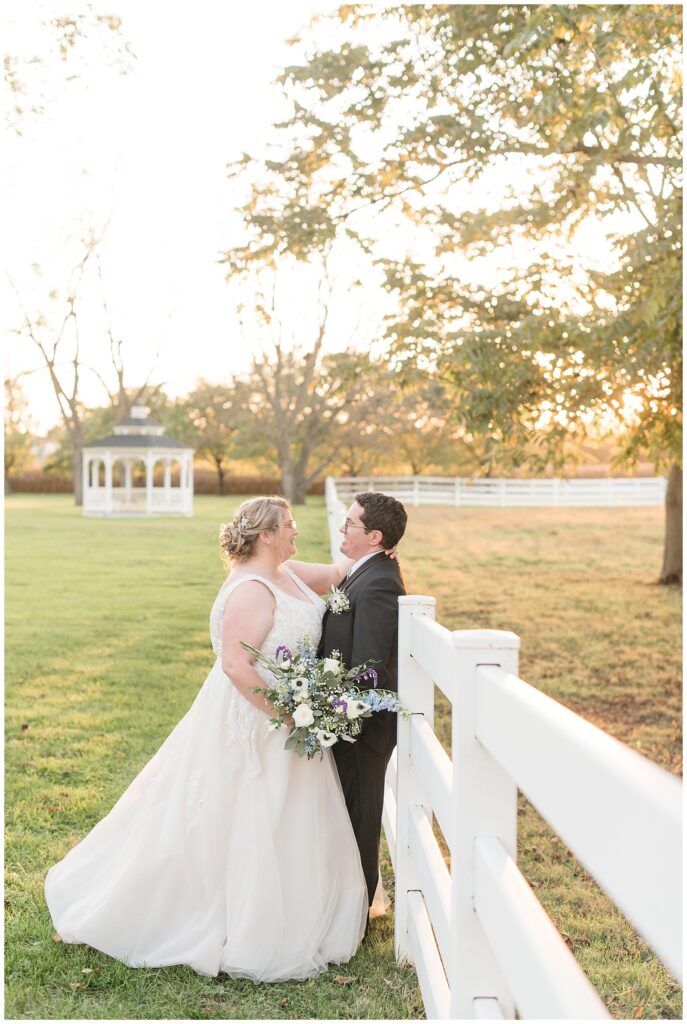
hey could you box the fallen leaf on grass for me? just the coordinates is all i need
[81,968,93,974]
[21,724,29,731]
[52,932,63,942]
[334,975,356,985]
[69,983,85,990]
[634,1008,644,1019]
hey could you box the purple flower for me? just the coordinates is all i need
[332,698,348,714]
[352,668,378,689]
[275,645,292,661]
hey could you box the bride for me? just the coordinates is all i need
[45,496,369,981]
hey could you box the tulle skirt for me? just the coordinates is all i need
[45,662,368,981]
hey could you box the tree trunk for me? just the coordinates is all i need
[72,445,83,506]
[214,457,225,495]
[5,471,13,495]
[280,463,307,505]
[659,463,682,585]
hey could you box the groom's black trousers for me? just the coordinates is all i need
[332,737,395,907]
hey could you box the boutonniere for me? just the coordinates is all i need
[325,586,350,614]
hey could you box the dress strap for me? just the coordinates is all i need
[221,574,281,604]
[282,565,323,607]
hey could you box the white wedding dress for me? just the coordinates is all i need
[45,569,368,980]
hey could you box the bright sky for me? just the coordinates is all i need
[4,1,632,437]
[4,0,345,433]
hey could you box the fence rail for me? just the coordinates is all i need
[392,607,682,1019]
[331,474,666,508]
[323,476,682,1020]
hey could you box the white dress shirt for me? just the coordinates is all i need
[346,551,381,580]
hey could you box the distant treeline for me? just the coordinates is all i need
[9,469,325,496]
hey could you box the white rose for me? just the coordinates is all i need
[293,704,315,728]
[323,658,342,676]
[346,699,367,720]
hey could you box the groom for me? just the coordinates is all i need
[319,491,407,910]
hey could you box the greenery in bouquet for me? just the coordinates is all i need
[240,636,406,759]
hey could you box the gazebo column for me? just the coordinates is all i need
[124,460,133,506]
[146,453,154,515]
[105,453,113,514]
[186,452,194,513]
[90,459,98,488]
[83,456,91,511]
[180,453,187,511]
[164,458,171,493]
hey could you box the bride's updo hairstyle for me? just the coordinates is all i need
[219,496,290,564]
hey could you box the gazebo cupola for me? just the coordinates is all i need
[82,405,194,517]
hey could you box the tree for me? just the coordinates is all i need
[171,381,244,495]
[5,6,135,135]
[8,242,96,504]
[9,240,163,504]
[4,376,35,493]
[220,242,374,503]
[325,358,483,476]
[243,4,681,581]
[242,339,364,504]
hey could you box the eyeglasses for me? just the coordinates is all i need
[342,518,368,533]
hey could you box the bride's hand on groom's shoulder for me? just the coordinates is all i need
[384,545,399,561]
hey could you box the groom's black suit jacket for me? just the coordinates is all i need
[318,550,406,908]
[318,550,406,754]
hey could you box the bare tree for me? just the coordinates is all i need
[9,239,161,504]
[238,264,361,504]
[8,240,96,504]
[4,374,35,493]
[88,256,160,420]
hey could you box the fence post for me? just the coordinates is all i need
[325,477,346,559]
[450,629,520,1020]
[454,476,461,507]
[395,594,437,963]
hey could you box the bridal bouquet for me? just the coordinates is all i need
[240,636,406,759]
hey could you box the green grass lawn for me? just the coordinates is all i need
[5,495,682,1019]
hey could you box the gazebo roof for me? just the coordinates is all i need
[84,435,194,450]
[115,416,165,429]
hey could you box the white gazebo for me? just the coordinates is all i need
[82,406,194,517]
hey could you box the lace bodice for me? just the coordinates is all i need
[208,569,324,777]
[209,569,324,664]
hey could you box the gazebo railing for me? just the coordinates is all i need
[83,485,191,515]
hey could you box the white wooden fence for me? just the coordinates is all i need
[332,474,667,508]
[324,477,682,1019]
[390,603,682,1019]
